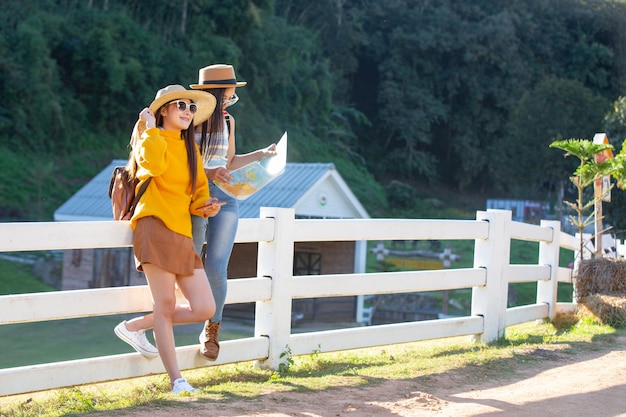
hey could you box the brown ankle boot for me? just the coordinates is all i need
[199,320,220,361]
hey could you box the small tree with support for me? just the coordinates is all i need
[549,137,616,264]
[551,135,626,324]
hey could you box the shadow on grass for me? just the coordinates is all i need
[3,323,625,417]
[127,330,626,417]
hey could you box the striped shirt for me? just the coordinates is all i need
[196,118,229,169]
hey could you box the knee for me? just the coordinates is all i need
[188,292,216,321]
[205,267,227,284]
[196,301,216,322]
[154,297,177,319]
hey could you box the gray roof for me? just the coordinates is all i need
[54,160,367,221]
[54,159,126,221]
[239,162,335,218]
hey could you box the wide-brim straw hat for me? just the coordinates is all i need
[190,64,247,89]
[149,84,217,126]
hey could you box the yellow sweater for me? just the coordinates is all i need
[130,127,210,238]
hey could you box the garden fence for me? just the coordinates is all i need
[0,208,577,396]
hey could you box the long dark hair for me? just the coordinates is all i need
[198,88,227,161]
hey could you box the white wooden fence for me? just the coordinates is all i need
[0,208,577,396]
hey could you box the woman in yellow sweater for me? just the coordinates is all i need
[114,84,222,394]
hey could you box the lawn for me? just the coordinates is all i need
[0,257,252,368]
[0,317,621,417]
[0,315,253,368]
[0,257,56,295]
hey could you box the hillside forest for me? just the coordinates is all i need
[3,0,626,229]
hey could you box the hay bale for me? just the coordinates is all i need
[575,257,626,299]
[574,258,626,327]
[577,293,626,327]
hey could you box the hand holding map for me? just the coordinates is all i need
[214,132,287,200]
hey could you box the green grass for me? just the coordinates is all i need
[0,316,252,368]
[0,221,610,416]
[0,257,251,368]
[0,258,56,295]
[0,317,621,417]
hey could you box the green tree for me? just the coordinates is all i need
[602,97,626,235]
[493,77,610,200]
[2,0,626,221]
[549,139,616,259]
[308,0,622,190]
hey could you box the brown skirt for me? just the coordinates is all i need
[133,216,202,276]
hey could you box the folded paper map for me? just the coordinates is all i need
[214,132,287,200]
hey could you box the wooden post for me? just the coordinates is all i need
[594,193,602,257]
[592,133,613,257]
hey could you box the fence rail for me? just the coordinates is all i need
[0,208,575,396]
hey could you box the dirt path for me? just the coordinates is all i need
[116,336,626,417]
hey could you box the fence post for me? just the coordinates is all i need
[254,207,295,370]
[471,209,511,343]
[537,220,561,321]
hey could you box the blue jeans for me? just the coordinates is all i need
[191,182,239,323]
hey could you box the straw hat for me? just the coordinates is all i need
[149,84,216,126]
[189,64,247,89]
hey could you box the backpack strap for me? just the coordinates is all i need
[224,111,231,134]
[127,177,152,216]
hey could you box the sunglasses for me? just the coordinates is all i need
[223,93,239,107]
[169,100,198,114]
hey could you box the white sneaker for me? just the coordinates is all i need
[171,378,199,394]
[114,321,159,358]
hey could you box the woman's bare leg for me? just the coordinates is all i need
[142,263,181,383]
[131,266,215,385]
[174,268,216,323]
[124,268,215,331]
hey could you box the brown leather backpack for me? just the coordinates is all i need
[108,166,152,221]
